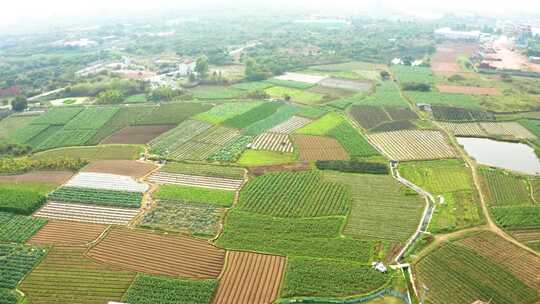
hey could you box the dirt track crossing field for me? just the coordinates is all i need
[87,227,225,278]
[437,85,502,96]
[292,135,348,161]
[0,170,74,185]
[28,220,108,246]
[213,251,285,304]
[368,130,458,161]
[148,171,244,191]
[251,132,293,153]
[81,160,157,179]
[102,125,175,144]
[34,201,140,225]
[269,116,311,134]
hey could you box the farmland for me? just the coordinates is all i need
[223,102,282,129]
[265,86,325,104]
[194,101,262,124]
[88,106,156,144]
[34,201,140,225]
[251,132,294,153]
[391,65,435,84]
[65,172,148,192]
[160,162,245,179]
[28,220,108,246]
[31,107,83,125]
[192,86,244,100]
[242,104,298,135]
[208,135,253,162]
[479,168,533,206]
[269,115,312,134]
[236,150,297,166]
[0,184,46,214]
[134,102,211,125]
[359,81,409,107]
[155,184,234,207]
[0,213,47,243]
[293,135,349,161]
[405,91,481,109]
[81,160,157,178]
[87,228,225,278]
[399,160,473,194]
[31,145,144,161]
[166,126,240,161]
[48,186,143,208]
[63,107,118,130]
[0,244,46,289]
[431,106,495,122]
[103,125,175,144]
[20,247,135,304]
[148,171,244,191]
[149,120,212,155]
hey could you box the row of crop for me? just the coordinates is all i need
[431,105,495,122]
[48,186,142,208]
[149,120,212,155]
[208,136,253,162]
[0,212,47,243]
[0,156,86,175]
[480,168,532,206]
[223,102,283,129]
[160,162,245,180]
[63,107,119,130]
[238,171,350,217]
[0,244,46,290]
[0,184,46,215]
[315,160,388,174]
[242,104,298,135]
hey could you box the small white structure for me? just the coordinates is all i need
[435,27,481,41]
[178,59,196,76]
[64,38,97,48]
[372,261,387,273]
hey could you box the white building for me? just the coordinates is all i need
[178,59,196,76]
[435,27,481,41]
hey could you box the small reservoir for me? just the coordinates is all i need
[457,137,540,175]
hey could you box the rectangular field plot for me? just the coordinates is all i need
[269,116,311,134]
[415,243,538,304]
[238,171,350,218]
[87,228,225,278]
[34,201,140,225]
[292,135,349,161]
[149,120,212,154]
[437,85,502,96]
[49,187,143,208]
[213,251,285,304]
[431,106,495,122]
[65,172,149,193]
[510,229,540,252]
[323,171,424,242]
[319,77,371,91]
[20,247,135,304]
[479,168,533,206]
[0,244,46,290]
[0,212,47,243]
[138,201,225,238]
[399,160,473,194]
[439,122,488,137]
[148,171,244,191]
[28,220,108,246]
[167,126,240,161]
[102,125,175,144]
[251,132,293,153]
[274,72,327,84]
[368,130,458,161]
[160,162,245,180]
[81,160,157,179]
[479,122,536,139]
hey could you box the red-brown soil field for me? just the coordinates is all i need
[86,227,225,278]
[102,125,175,144]
[81,160,157,178]
[437,85,502,96]
[431,43,478,76]
[292,135,348,161]
[0,170,74,185]
[28,220,108,246]
[213,251,286,304]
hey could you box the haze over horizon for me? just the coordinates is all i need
[1,0,540,29]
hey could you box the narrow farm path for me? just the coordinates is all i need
[435,121,540,257]
[128,160,162,227]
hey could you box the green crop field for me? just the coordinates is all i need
[160,162,245,179]
[265,86,324,104]
[0,288,18,304]
[88,105,156,144]
[231,81,274,91]
[25,125,63,148]
[124,94,147,103]
[296,106,327,119]
[415,243,538,304]
[0,212,47,243]
[238,171,350,217]
[208,136,253,162]
[34,129,97,150]
[0,184,47,215]
[266,78,316,89]
[122,275,218,304]
[405,91,482,109]
[480,168,533,206]
[63,107,119,130]
[8,124,49,144]
[327,121,379,157]
[242,104,298,135]
[31,107,84,125]
[191,85,244,99]
[399,160,473,194]
[149,120,212,155]
[236,150,296,166]
[0,115,36,140]
[282,257,389,298]
[490,206,540,229]
[20,247,135,304]
[0,244,46,290]
[223,102,283,129]
[32,145,143,161]
[323,171,424,242]
[359,81,409,107]
[134,102,212,125]
[430,191,483,233]
[138,200,225,237]
[155,184,234,207]
[296,112,343,135]
[391,65,435,84]
[48,187,143,208]
[194,101,262,124]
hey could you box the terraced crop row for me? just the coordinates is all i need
[34,201,140,225]
[148,171,244,191]
[479,168,533,206]
[168,126,240,161]
[149,119,212,154]
[269,115,312,134]
[49,186,143,208]
[251,132,294,153]
[239,171,350,217]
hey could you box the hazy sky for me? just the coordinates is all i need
[1,0,539,27]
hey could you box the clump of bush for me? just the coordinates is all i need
[0,142,32,157]
[0,185,46,214]
[0,157,88,175]
[315,160,388,174]
[401,82,431,92]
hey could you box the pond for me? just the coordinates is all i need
[457,137,540,175]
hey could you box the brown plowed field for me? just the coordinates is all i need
[457,231,540,290]
[81,160,157,178]
[431,43,478,76]
[28,220,108,246]
[292,135,348,161]
[0,170,74,185]
[102,125,175,144]
[213,251,286,304]
[437,85,502,96]
[87,228,225,278]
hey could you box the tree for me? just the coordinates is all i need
[380,71,390,80]
[11,96,28,112]
[96,90,124,104]
[195,56,209,79]
[245,58,269,81]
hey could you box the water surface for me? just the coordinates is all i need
[457,137,540,175]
